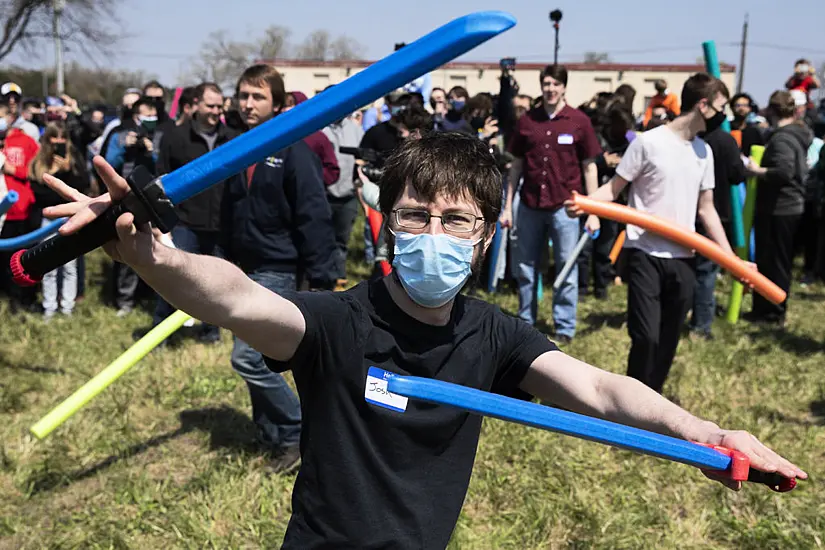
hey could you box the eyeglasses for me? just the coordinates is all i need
[392,208,485,234]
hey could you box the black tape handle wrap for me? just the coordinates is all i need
[16,166,177,281]
[20,202,128,280]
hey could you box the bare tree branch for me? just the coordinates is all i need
[0,0,122,64]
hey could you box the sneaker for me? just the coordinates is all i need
[688,330,714,342]
[116,306,132,318]
[264,444,301,474]
[594,288,608,300]
[197,331,221,345]
[43,311,56,322]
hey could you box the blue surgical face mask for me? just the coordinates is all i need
[449,98,465,111]
[392,231,479,308]
[0,117,7,133]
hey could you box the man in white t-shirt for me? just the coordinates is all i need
[567,73,737,393]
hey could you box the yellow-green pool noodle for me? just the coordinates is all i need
[726,145,765,324]
[30,309,193,439]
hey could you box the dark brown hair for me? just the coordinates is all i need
[680,73,730,112]
[142,79,165,95]
[768,90,796,119]
[179,86,197,108]
[236,64,286,109]
[540,64,568,86]
[379,132,502,236]
[194,81,222,101]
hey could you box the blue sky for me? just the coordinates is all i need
[10,0,825,106]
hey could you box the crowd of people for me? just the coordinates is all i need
[0,55,824,405]
[29,54,812,546]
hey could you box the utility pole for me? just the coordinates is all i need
[53,0,65,95]
[736,13,748,94]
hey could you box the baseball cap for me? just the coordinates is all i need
[1,82,22,97]
[790,89,807,107]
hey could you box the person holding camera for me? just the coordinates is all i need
[28,122,90,319]
[105,95,165,316]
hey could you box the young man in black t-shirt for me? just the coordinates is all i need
[42,132,805,549]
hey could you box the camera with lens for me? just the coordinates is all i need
[339,146,387,182]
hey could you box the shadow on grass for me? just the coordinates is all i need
[748,326,825,356]
[577,310,627,337]
[795,292,825,302]
[810,398,825,424]
[0,350,66,375]
[751,404,825,427]
[27,406,258,494]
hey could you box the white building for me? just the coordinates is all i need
[260,59,736,115]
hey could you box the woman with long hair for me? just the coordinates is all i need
[28,122,90,319]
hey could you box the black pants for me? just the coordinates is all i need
[626,249,695,393]
[578,218,618,293]
[327,194,359,281]
[752,213,801,321]
[801,201,821,276]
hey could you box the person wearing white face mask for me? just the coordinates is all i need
[42,131,806,549]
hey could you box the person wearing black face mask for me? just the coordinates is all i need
[565,73,745,394]
[142,80,169,123]
[440,86,474,134]
[690,112,747,339]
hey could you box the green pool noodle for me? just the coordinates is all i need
[726,146,764,323]
[30,309,193,439]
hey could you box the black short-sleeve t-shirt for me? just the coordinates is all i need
[265,278,557,549]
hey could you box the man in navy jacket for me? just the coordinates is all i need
[221,64,336,472]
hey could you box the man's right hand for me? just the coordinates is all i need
[564,198,584,218]
[124,132,138,148]
[41,155,167,268]
[499,205,513,228]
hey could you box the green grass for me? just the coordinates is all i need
[1,214,824,549]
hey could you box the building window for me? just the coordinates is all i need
[449,75,467,83]
[594,77,613,91]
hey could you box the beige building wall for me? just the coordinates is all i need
[267,60,736,115]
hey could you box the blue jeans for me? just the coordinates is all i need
[153,225,222,339]
[690,253,720,335]
[230,270,301,449]
[511,202,580,336]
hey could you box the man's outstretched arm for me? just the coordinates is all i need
[520,351,807,489]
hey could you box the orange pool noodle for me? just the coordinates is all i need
[572,194,785,305]
[609,230,626,264]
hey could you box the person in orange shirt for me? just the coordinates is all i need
[643,79,681,127]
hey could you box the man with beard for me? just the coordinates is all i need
[150,82,239,342]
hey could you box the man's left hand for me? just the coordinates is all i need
[584,214,600,235]
[701,429,807,491]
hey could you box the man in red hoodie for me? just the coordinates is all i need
[284,91,340,187]
[0,101,40,310]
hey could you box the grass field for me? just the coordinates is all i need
[1,215,823,549]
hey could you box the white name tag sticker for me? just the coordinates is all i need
[557,134,574,145]
[365,367,408,413]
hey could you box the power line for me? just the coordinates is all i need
[746,42,825,55]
